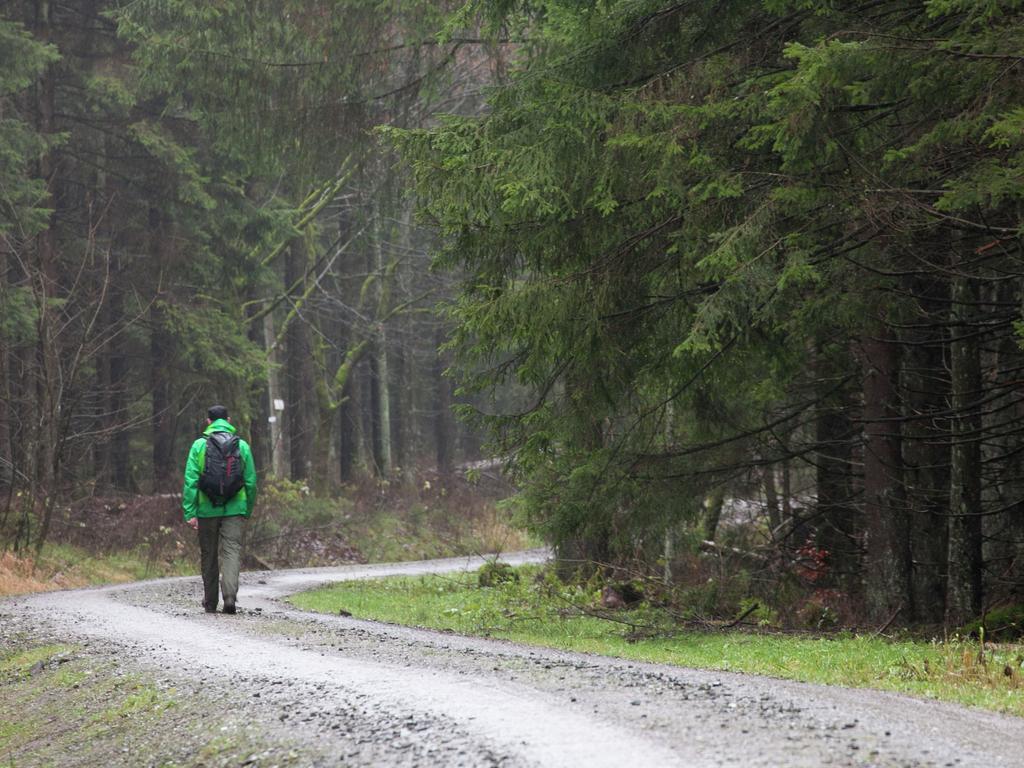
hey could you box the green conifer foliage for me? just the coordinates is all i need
[395,0,1024,620]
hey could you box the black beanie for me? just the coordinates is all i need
[207,404,229,421]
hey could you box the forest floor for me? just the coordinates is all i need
[4,553,1024,768]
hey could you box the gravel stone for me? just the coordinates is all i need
[4,551,1024,767]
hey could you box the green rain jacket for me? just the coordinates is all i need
[181,419,257,521]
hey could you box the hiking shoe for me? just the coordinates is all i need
[222,601,236,614]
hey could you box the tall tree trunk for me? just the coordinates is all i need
[149,209,176,491]
[375,335,392,475]
[32,0,61,552]
[368,339,386,475]
[337,212,364,483]
[703,487,725,542]
[96,258,130,492]
[285,239,315,482]
[764,466,781,534]
[339,356,364,482]
[433,325,454,477]
[110,295,130,491]
[901,274,950,624]
[87,0,116,493]
[861,330,912,623]
[93,325,112,490]
[0,249,12,490]
[781,458,792,523]
[370,220,392,476]
[240,299,268,485]
[311,326,365,494]
[814,360,859,595]
[312,375,338,495]
[989,279,1024,601]
[946,274,983,625]
[263,312,285,479]
[13,342,35,550]
[390,200,417,479]
[360,352,375,473]
[390,323,406,476]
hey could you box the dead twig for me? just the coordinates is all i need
[724,602,760,629]
[872,602,904,637]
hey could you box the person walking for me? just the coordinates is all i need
[182,405,257,614]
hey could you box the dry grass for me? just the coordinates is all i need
[0,551,86,595]
[467,506,532,555]
[0,545,192,597]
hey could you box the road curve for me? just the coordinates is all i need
[4,551,1024,767]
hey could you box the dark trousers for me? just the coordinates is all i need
[197,515,244,608]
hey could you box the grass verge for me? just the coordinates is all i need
[0,543,192,597]
[0,643,308,767]
[289,564,1024,717]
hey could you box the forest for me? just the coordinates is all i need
[2,0,1023,629]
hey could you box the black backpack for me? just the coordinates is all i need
[197,432,245,506]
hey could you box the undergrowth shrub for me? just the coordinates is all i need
[244,479,356,567]
[478,560,520,587]
[963,605,1024,642]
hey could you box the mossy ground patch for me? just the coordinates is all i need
[0,643,310,767]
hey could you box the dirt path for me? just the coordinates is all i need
[4,552,1024,767]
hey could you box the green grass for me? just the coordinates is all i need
[289,565,1024,717]
[0,645,72,679]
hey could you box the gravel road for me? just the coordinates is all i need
[4,551,1024,767]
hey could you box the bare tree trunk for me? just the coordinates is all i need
[311,329,366,494]
[433,325,454,477]
[360,353,375,473]
[93,329,111,490]
[371,216,392,476]
[375,336,392,475]
[861,330,913,623]
[245,314,270,484]
[0,249,12,490]
[32,0,62,552]
[988,278,1024,601]
[149,209,176,491]
[149,307,175,488]
[815,370,859,595]
[337,212,364,483]
[13,343,35,551]
[764,466,781,533]
[312,371,337,495]
[110,298,130,491]
[95,258,130,492]
[781,458,792,523]
[390,200,417,478]
[368,340,386,475]
[285,239,315,482]
[339,356,364,482]
[263,312,285,479]
[390,324,406,475]
[946,274,983,625]
[901,275,950,624]
[703,487,725,542]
